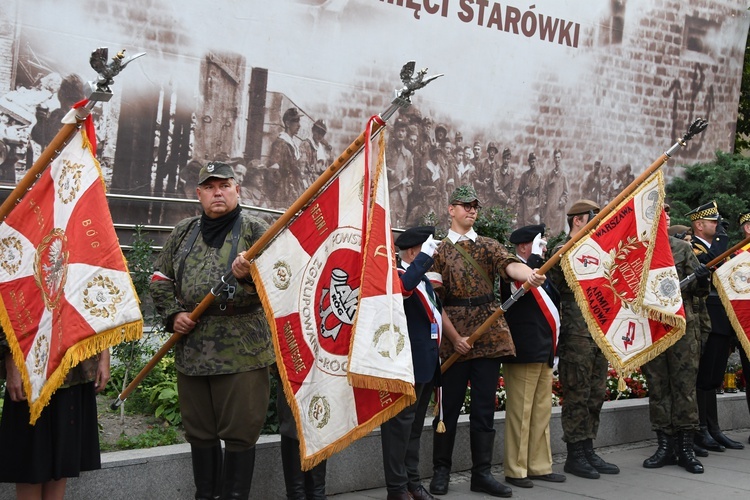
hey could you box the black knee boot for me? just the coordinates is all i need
[468,430,512,498]
[304,460,327,499]
[583,439,619,474]
[564,441,599,479]
[281,436,307,499]
[643,431,676,468]
[676,431,704,474]
[695,389,725,452]
[221,447,255,500]
[706,389,745,450]
[191,444,223,500]
[429,428,455,495]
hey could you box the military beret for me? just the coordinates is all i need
[510,224,546,245]
[668,224,691,237]
[739,212,750,225]
[395,226,435,250]
[198,161,235,184]
[566,199,600,216]
[449,185,480,204]
[282,107,301,123]
[685,201,719,221]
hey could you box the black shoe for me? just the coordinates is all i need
[709,428,745,450]
[386,492,410,500]
[694,426,725,452]
[564,441,600,479]
[505,476,533,488]
[583,439,620,474]
[470,474,513,497]
[528,473,566,483]
[408,484,435,500]
[676,431,704,474]
[643,431,676,468]
[692,443,709,457]
[429,467,450,496]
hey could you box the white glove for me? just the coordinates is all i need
[531,233,547,256]
[420,234,439,257]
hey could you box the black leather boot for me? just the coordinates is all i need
[221,447,255,500]
[583,439,620,474]
[564,441,599,479]
[280,436,307,499]
[695,389,725,451]
[429,428,455,495]
[676,431,704,474]
[643,431,676,468]
[706,387,744,449]
[692,442,709,457]
[468,430,512,498]
[191,444,223,500]
[304,459,328,499]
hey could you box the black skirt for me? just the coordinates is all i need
[0,382,101,484]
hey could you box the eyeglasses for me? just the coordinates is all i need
[453,202,481,212]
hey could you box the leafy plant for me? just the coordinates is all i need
[103,426,182,451]
[150,378,181,426]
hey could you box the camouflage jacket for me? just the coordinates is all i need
[150,211,275,376]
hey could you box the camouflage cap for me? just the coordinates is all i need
[198,161,235,185]
[566,199,600,216]
[739,212,750,225]
[449,185,480,204]
[685,200,719,221]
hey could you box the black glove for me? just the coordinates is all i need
[693,263,710,280]
[716,214,729,236]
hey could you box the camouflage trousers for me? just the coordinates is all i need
[641,322,700,434]
[558,334,608,443]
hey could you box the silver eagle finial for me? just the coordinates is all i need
[86,47,146,102]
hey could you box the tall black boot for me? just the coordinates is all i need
[304,460,328,500]
[643,431,676,468]
[564,441,599,479]
[706,389,745,450]
[191,444,223,500]
[429,428,456,495]
[695,389,725,452]
[221,447,255,500]
[280,436,307,499]
[676,431,704,474]
[468,430,512,498]
[583,439,619,474]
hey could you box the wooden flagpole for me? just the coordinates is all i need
[112,62,443,408]
[441,119,709,373]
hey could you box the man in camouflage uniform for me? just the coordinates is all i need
[688,201,745,453]
[425,185,545,498]
[548,199,620,480]
[150,161,275,500]
[640,204,708,473]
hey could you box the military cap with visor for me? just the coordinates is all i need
[685,200,719,221]
[395,226,436,250]
[739,211,750,225]
[198,161,236,185]
[449,185,480,204]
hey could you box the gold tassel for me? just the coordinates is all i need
[436,420,446,433]
[617,376,627,392]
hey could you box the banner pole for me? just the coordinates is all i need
[441,118,709,373]
[112,62,443,408]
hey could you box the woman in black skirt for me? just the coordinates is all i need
[0,333,110,500]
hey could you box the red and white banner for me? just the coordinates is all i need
[250,122,414,470]
[714,244,750,360]
[561,171,686,376]
[0,124,143,424]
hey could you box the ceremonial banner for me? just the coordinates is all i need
[713,244,750,359]
[561,171,686,379]
[0,123,143,424]
[250,124,414,469]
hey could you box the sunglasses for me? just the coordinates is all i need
[453,202,481,212]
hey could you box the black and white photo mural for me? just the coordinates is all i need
[0,0,748,240]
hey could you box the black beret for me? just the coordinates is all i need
[395,226,435,250]
[509,224,545,245]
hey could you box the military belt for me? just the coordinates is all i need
[196,303,263,316]
[444,293,495,307]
